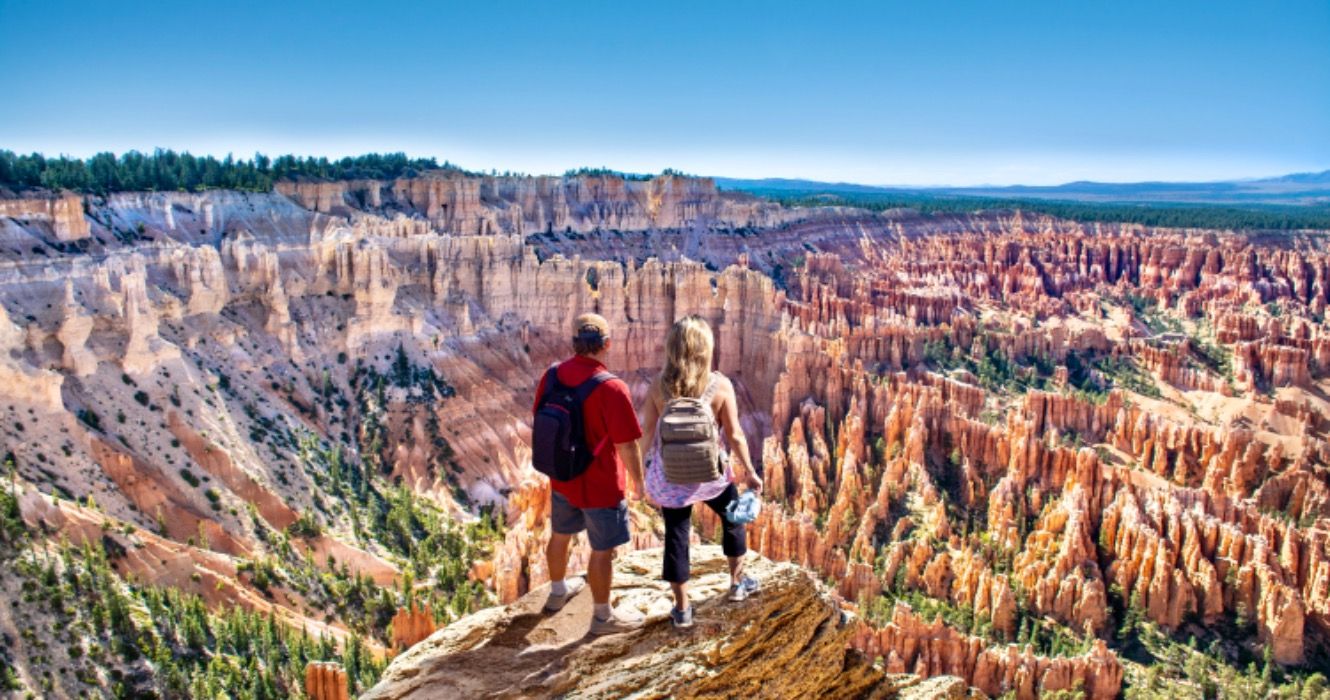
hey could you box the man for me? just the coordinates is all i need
[532,313,646,635]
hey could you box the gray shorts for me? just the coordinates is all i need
[550,491,630,552]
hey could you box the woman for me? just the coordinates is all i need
[640,315,764,629]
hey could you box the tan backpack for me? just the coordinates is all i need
[659,374,723,484]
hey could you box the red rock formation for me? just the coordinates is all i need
[5,184,1330,696]
[390,603,437,654]
[853,603,1123,699]
[1134,339,1230,394]
[1234,340,1311,389]
[305,662,350,700]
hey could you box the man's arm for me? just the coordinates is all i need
[616,440,645,502]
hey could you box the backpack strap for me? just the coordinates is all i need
[574,371,616,457]
[574,371,616,402]
[537,363,562,404]
[700,372,723,431]
[699,372,720,403]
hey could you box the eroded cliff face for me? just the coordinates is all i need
[721,226,1330,683]
[0,191,90,241]
[275,172,798,235]
[0,178,831,697]
[853,603,1123,699]
[2,178,1328,697]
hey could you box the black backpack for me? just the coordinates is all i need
[532,364,615,481]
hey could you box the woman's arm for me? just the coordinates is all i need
[638,380,660,461]
[637,381,661,506]
[716,376,762,492]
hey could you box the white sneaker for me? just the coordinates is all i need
[590,607,645,635]
[542,576,586,612]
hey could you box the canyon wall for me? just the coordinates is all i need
[275,172,800,235]
[3,178,1329,698]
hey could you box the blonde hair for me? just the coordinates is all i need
[660,315,714,399]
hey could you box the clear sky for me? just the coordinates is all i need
[1,0,1327,185]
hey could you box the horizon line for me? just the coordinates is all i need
[4,146,1328,191]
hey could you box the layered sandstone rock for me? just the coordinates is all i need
[3,181,1329,698]
[0,192,90,241]
[118,260,181,375]
[0,302,64,410]
[278,172,797,235]
[854,603,1123,699]
[362,546,949,700]
[305,662,350,700]
[390,603,437,654]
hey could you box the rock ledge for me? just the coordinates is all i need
[363,546,969,699]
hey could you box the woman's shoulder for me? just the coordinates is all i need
[708,371,735,395]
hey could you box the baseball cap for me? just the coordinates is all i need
[572,313,611,342]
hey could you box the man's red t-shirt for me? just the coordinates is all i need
[533,355,642,509]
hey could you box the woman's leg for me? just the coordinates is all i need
[703,484,748,584]
[670,581,689,613]
[661,503,694,610]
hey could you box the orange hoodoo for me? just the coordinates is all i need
[304,661,349,700]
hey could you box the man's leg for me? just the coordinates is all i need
[586,500,643,634]
[543,492,587,612]
[588,547,614,606]
[547,531,573,583]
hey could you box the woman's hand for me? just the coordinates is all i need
[745,473,764,494]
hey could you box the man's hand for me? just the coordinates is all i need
[626,475,648,504]
[616,440,648,504]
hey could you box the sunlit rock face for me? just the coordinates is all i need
[2,176,1328,698]
[275,172,800,235]
[0,192,89,241]
[363,546,949,700]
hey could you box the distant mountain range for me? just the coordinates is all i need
[715,170,1330,207]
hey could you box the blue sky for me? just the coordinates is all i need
[1,0,1326,185]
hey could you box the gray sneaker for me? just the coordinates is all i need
[590,607,645,636]
[728,575,760,602]
[670,606,694,629]
[542,576,586,612]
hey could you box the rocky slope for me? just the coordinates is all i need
[361,545,968,700]
[1,175,1328,697]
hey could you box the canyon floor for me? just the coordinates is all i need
[1,171,1328,699]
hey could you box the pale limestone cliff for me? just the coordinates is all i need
[0,192,90,241]
[278,172,797,234]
